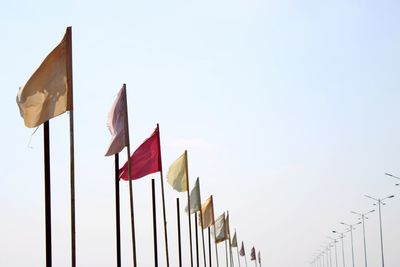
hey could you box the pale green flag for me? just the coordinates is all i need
[185,177,201,214]
[167,151,188,192]
[231,231,237,247]
[214,212,227,243]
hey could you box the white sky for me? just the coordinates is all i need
[1,0,400,266]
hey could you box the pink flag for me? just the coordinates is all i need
[239,241,245,256]
[105,86,128,156]
[119,126,161,180]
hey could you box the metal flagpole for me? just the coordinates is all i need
[156,124,170,267]
[177,198,182,267]
[185,151,194,267]
[43,121,52,267]
[152,179,159,267]
[195,212,200,267]
[208,227,212,267]
[114,154,121,267]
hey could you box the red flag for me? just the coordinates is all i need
[250,246,256,261]
[119,126,161,180]
[239,241,245,256]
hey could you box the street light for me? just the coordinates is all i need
[332,230,347,267]
[340,221,361,267]
[328,237,339,267]
[384,172,400,186]
[350,209,375,267]
[364,194,394,267]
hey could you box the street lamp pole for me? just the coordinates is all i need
[333,231,346,267]
[364,194,394,267]
[340,221,361,267]
[328,237,338,267]
[350,210,375,267]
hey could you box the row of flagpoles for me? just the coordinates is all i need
[16,27,262,267]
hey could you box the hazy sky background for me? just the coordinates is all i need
[1,0,400,266]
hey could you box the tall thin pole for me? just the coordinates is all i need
[378,200,385,267]
[333,240,338,267]
[349,227,355,267]
[208,228,212,267]
[224,239,229,267]
[341,234,345,267]
[185,150,194,267]
[177,198,182,267]
[44,121,52,267]
[244,253,248,267]
[115,154,121,267]
[156,124,170,267]
[198,179,207,267]
[236,246,241,267]
[66,26,76,267]
[212,196,219,267]
[195,212,200,267]
[124,84,137,267]
[361,215,368,267]
[152,179,158,267]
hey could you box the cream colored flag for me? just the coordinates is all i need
[201,195,214,229]
[225,213,230,239]
[105,86,128,156]
[17,27,72,128]
[214,212,227,244]
[167,151,188,192]
[185,177,201,214]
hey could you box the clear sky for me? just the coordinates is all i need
[1,0,400,266]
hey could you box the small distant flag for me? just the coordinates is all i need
[167,151,188,192]
[201,196,214,229]
[250,247,256,261]
[239,241,245,256]
[119,126,161,180]
[185,177,201,214]
[231,232,237,247]
[258,251,261,264]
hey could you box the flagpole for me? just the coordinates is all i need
[208,227,212,267]
[227,212,234,267]
[212,196,219,267]
[152,179,159,267]
[124,84,137,267]
[185,150,194,267]
[195,212,200,267]
[43,121,52,267]
[156,124,170,267]
[225,239,229,267]
[177,198,182,267]
[115,154,121,267]
[236,246,241,267]
[65,26,76,267]
[198,180,207,267]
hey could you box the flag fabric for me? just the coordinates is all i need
[119,126,161,180]
[225,213,231,239]
[258,251,261,264]
[167,151,188,192]
[250,247,256,261]
[231,232,237,247]
[17,27,72,128]
[105,86,128,156]
[239,241,245,256]
[201,196,214,229]
[185,177,201,214]
[214,212,227,243]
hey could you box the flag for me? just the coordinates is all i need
[201,196,214,229]
[231,232,237,247]
[185,177,201,214]
[214,213,227,243]
[239,241,245,256]
[119,126,161,180]
[258,251,261,264]
[225,213,231,239]
[167,151,188,192]
[17,27,72,128]
[105,86,128,156]
[250,247,256,261]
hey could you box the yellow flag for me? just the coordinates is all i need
[231,231,237,247]
[17,27,72,128]
[167,151,188,192]
[201,195,214,229]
